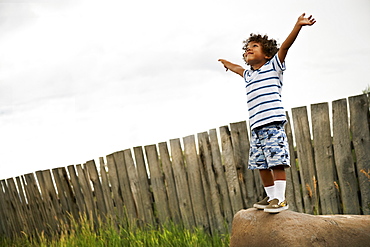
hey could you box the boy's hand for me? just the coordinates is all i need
[297,13,316,27]
[218,59,244,77]
[278,13,316,64]
[218,59,229,71]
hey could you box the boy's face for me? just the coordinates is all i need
[244,41,271,69]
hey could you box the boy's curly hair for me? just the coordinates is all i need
[242,33,279,64]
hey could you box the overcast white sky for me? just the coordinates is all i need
[1,0,369,179]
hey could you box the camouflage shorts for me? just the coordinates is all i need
[248,123,290,170]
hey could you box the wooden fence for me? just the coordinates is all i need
[0,94,369,239]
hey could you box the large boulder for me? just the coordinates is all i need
[230,208,370,247]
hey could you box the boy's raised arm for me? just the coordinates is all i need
[218,59,245,77]
[278,13,316,63]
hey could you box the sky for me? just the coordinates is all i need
[0,0,369,179]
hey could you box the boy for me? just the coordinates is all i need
[218,13,316,213]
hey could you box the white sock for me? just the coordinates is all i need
[264,185,275,201]
[274,180,286,203]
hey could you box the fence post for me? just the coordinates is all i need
[23,173,49,235]
[35,170,61,228]
[145,144,171,224]
[230,121,257,208]
[98,158,115,220]
[292,106,318,214]
[183,135,209,231]
[113,151,138,225]
[158,142,182,225]
[85,160,107,220]
[124,149,146,226]
[198,131,226,233]
[311,102,340,214]
[332,98,361,214]
[285,112,304,213]
[3,178,24,237]
[106,153,125,219]
[219,126,244,215]
[133,146,155,226]
[0,180,8,236]
[209,129,233,229]
[67,165,87,217]
[74,165,97,223]
[169,138,195,229]
[349,94,370,215]
[15,176,30,230]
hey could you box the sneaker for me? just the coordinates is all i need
[264,199,289,213]
[253,196,270,209]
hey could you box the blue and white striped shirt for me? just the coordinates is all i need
[243,54,287,130]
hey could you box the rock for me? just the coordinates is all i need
[230,208,370,247]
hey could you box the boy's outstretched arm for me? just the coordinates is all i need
[218,59,245,77]
[278,13,316,63]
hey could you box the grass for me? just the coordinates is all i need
[0,215,230,247]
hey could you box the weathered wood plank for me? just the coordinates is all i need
[15,176,27,213]
[98,157,115,218]
[311,102,340,214]
[183,135,209,230]
[349,94,370,215]
[169,138,195,228]
[85,160,107,219]
[133,146,155,226]
[209,129,233,228]
[74,165,97,222]
[145,144,171,224]
[113,151,138,223]
[285,112,304,213]
[229,122,247,208]
[252,170,264,201]
[292,106,318,214]
[1,180,14,236]
[124,149,146,226]
[24,173,48,234]
[332,98,361,214]
[198,131,225,233]
[230,121,257,208]
[35,170,61,228]
[16,176,37,236]
[0,180,8,236]
[106,153,125,218]
[67,165,87,216]
[15,177,35,234]
[52,167,79,220]
[196,151,214,232]
[4,178,23,237]
[158,142,181,225]
[219,126,244,215]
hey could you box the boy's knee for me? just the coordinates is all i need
[271,165,285,171]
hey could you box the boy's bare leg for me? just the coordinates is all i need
[259,166,287,203]
[271,166,287,205]
[253,169,275,208]
[272,165,286,181]
[259,169,274,187]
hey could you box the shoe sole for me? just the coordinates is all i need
[264,205,289,214]
[253,204,268,210]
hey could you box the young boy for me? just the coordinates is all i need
[219,13,316,213]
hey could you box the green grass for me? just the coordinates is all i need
[0,215,230,247]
